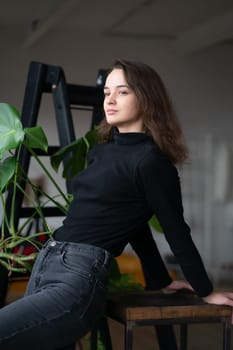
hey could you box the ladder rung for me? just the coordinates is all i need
[20,207,65,217]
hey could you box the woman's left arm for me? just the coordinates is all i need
[129,224,172,290]
[137,150,213,296]
[137,149,233,319]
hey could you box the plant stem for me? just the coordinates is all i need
[27,146,70,206]
[9,147,22,235]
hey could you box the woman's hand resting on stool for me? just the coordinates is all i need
[162,280,194,293]
[203,291,233,324]
[164,281,233,324]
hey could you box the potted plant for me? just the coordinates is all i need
[0,102,76,306]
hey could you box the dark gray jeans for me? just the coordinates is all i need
[0,239,112,350]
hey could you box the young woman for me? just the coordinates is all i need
[0,59,232,350]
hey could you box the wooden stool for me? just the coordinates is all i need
[105,290,232,350]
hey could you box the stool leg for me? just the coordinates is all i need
[179,324,188,350]
[155,325,178,350]
[125,322,133,350]
[223,321,231,350]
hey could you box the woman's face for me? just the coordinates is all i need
[103,68,144,132]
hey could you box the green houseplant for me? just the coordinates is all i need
[0,102,97,275]
[0,102,70,274]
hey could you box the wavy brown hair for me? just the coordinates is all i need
[97,59,188,164]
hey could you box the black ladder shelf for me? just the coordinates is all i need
[6,61,106,231]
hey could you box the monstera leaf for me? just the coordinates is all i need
[0,103,24,158]
[51,129,97,179]
[0,156,17,192]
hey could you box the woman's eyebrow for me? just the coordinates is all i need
[104,84,129,90]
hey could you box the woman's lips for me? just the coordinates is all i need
[106,109,118,115]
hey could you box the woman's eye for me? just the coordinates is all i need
[119,90,128,95]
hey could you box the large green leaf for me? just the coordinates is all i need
[51,129,97,179]
[83,129,97,149]
[50,137,86,176]
[0,156,17,192]
[0,103,24,158]
[62,140,87,179]
[24,126,48,152]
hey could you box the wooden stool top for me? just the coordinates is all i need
[107,290,232,322]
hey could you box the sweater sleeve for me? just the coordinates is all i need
[129,224,172,290]
[136,149,213,297]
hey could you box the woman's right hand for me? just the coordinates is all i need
[163,279,194,293]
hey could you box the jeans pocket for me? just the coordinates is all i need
[60,251,94,279]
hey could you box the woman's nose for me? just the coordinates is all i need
[106,92,116,104]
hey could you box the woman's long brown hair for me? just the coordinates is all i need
[97,59,188,164]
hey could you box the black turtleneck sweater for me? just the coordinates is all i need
[55,130,213,297]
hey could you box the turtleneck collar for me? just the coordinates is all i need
[113,128,151,145]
